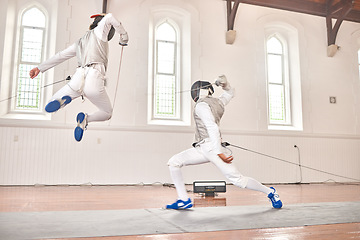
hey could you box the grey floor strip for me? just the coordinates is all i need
[0,201,359,240]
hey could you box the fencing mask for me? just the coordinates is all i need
[90,14,115,41]
[191,80,214,102]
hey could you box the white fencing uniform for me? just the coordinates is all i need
[38,13,127,123]
[168,87,272,201]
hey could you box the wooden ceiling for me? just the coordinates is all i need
[229,0,360,23]
[225,0,359,51]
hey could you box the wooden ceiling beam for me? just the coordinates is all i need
[344,10,360,23]
[224,0,326,17]
[224,0,360,23]
[223,0,357,54]
[329,0,347,15]
[326,0,354,46]
[227,0,241,31]
[225,0,241,44]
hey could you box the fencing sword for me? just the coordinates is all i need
[107,45,125,126]
[178,81,217,95]
[0,76,70,104]
[111,45,124,110]
[148,81,217,98]
[221,141,360,182]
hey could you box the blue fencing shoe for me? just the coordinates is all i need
[166,198,193,210]
[45,96,72,113]
[268,187,283,209]
[74,112,87,142]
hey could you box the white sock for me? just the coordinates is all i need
[245,177,272,195]
[169,166,189,201]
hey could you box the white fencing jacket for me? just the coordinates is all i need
[193,88,234,154]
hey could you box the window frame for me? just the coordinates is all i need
[0,2,58,121]
[12,6,47,113]
[266,34,292,126]
[147,5,192,126]
[151,19,181,121]
[153,21,180,119]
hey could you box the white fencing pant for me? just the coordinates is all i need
[167,142,272,201]
[50,64,112,123]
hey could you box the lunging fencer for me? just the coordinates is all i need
[166,75,283,210]
[29,13,128,142]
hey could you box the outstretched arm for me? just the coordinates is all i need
[29,43,77,78]
[29,67,41,79]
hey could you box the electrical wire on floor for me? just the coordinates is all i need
[320,179,360,185]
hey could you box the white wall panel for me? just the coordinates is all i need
[0,126,359,185]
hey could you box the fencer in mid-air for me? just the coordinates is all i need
[29,13,128,142]
[166,75,283,210]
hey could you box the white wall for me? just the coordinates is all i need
[0,0,359,185]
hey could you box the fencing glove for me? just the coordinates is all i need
[215,75,230,91]
[119,32,129,46]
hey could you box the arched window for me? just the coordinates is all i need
[153,21,179,119]
[147,6,192,126]
[15,7,46,110]
[266,35,291,125]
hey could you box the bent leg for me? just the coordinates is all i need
[50,84,79,101]
[200,145,271,194]
[45,83,81,113]
[82,67,112,123]
[199,144,282,208]
[50,69,84,102]
[168,147,209,201]
[245,177,272,194]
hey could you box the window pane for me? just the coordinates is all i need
[16,7,45,111]
[267,37,283,54]
[153,21,179,120]
[269,84,285,122]
[22,8,45,28]
[155,74,176,117]
[267,54,282,84]
[157,41,175,74]
[16,64,41,109]
[21,28,43,63]
[156,22,176,41]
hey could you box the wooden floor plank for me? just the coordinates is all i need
[0,183,359,239]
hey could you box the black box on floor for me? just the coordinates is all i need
[193,181,226,197]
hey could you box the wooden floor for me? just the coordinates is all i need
[0,183,359,239]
